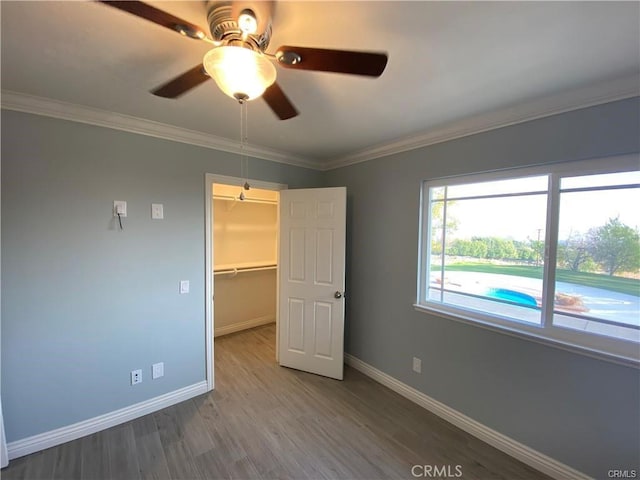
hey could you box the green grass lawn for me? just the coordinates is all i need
[445,262,640,297]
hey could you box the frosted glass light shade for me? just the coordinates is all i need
[203,46,277,101]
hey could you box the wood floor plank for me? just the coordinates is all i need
[261,412,337,480]
[135,431,171,480]
[131,413,159,439]
[80,432,111,480]
[154,406,203,480]
[22,447,57,480]
[173,399,215,458]
[0,454,30,479]
[223,411,283,478]
[193,396,248,465]
[106,423,141,480]
[193,448,231,480]
[226,455,261,480]
[1,323,552,480]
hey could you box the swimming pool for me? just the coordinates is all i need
[486,288,538,307]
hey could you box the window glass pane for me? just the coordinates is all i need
[447,175,547,199]
[554,179,640,343]
[427,182,547,325]
[561,171,640,190]
[429,194,445,302]
[431,186,445,200]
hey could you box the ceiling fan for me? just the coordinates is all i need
[98,1,388,120]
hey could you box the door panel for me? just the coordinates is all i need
[278,187,346,380]
[315,229,334,285]
[287,298,305,352]
[313,301,333,358]
[289,228,306,281]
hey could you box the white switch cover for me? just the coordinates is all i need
[180,280,190,294]
[151,203,164,219]
[412,357,422,374]
[114,201,127,217]
[152,362,164,379]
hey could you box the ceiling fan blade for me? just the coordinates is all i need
[262,83,299,120]
[275,46,388,77]
[98,1,207,40]
[151,65,210,98]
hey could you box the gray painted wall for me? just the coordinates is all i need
[0,110,322,441]
[2,98,639,478]
[325,97,640,479]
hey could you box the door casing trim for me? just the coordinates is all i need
[204,173,287,391]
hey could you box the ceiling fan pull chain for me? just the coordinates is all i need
[243,101,250,191]
[238,100,250,200]
[238,100,244,200]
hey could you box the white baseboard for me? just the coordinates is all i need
[7,381,208,460]
[214,315,275,337]
[344,354,591,480]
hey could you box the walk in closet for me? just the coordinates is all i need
[212,183,279,337]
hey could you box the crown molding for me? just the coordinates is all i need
[0,90,320,170]
[323,75,640,171]
[3,75,638,173]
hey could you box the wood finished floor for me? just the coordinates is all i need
[2,324,549,480]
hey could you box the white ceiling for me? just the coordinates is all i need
[1,1,639,169]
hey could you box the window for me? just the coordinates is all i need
[417,155,640,364]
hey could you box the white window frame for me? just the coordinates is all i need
[415,154,640,366]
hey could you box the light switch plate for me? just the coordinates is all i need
[152,362,164,379]
[180,280,190,294]
[412,357,422,374]
[151,203,164,219]
[114,201,127,217]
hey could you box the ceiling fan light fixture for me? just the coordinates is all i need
[203,46,276,101]
[238,9,258,35]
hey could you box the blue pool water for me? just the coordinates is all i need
[486,288,538,307]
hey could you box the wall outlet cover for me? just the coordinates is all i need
[151,203,164,219]
[131,369,142,385]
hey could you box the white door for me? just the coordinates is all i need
[278,187,346,380]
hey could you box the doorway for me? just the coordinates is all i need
[204,174,286,390]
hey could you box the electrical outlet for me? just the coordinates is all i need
[412,357,422,374]
[152,362,164,379]
[151,203,164,219]
[131,369,142,385]
[180,280,190,294]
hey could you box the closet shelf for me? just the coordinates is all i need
[214,264,277,277]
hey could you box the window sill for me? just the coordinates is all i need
[413,303,640,368]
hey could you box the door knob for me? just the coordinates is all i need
[334,291,343,299]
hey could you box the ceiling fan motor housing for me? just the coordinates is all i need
[97,0,387,120]
[207,2,272,52]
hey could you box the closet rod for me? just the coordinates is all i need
[212,194,277,205]
[214,264,277,276]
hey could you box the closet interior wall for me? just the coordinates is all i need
[213,184,278,337]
